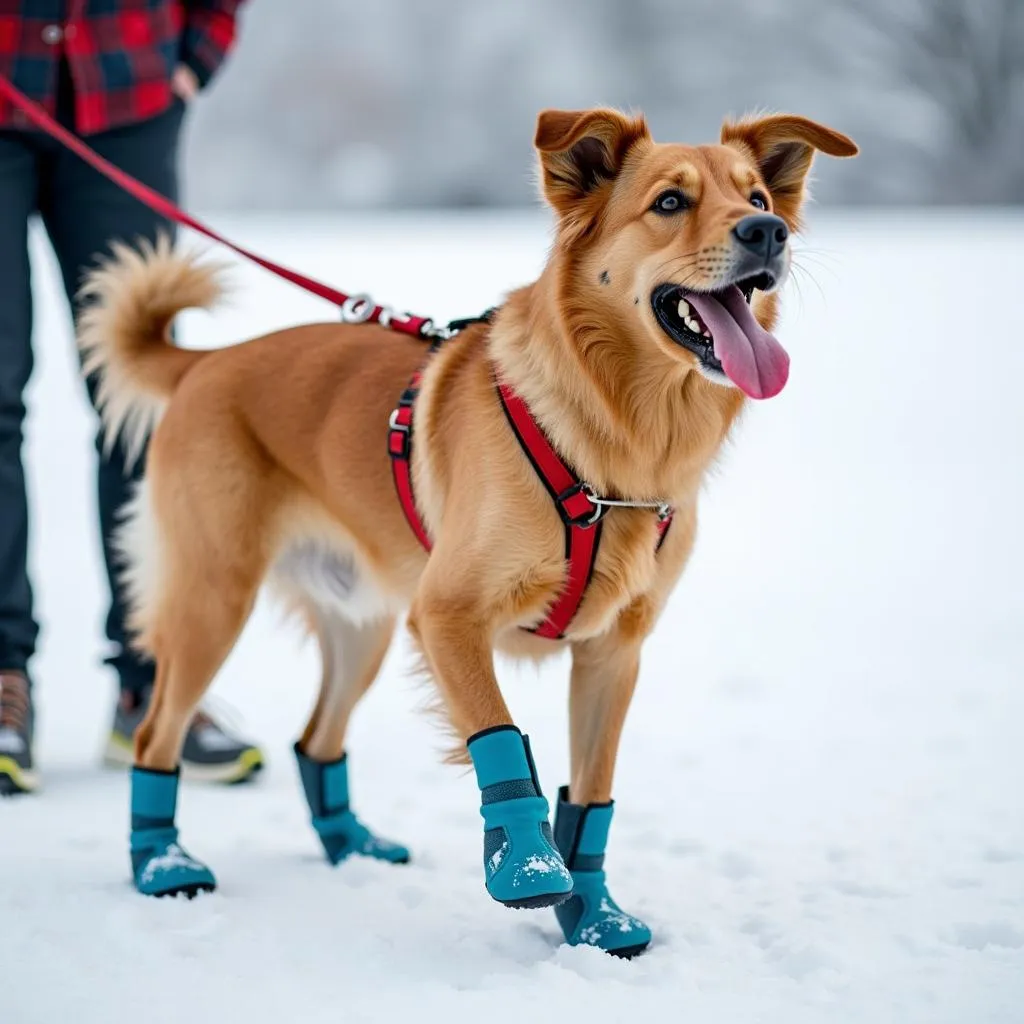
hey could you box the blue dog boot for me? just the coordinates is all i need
[130,767,216,898]
[467,725,573,909]
[553,786,651,958]
[294,743,410,865]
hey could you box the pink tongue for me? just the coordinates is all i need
[685,286,790,399]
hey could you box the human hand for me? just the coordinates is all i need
[171,64,200,103]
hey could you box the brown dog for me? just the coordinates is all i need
[79,108,855,949]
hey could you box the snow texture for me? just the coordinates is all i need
[514,854,572,889]
[4,211,1023,1023]
[138,843,205,886]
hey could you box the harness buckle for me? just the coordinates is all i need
[556,483,605,528]
[388,408,412,460]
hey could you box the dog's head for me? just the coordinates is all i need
[534,109,858,399]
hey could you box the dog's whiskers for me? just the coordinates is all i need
[651,253,703,281]
[786,261,826,306]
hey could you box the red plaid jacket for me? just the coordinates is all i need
[0,1,244,135]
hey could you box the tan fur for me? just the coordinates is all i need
[78,108,856,805]
[77,235,228,467]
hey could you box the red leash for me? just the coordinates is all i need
[0,74,437,338]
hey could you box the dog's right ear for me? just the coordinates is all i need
[535,108,649,239]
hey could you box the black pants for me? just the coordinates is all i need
[0,83,184,694]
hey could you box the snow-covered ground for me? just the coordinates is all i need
[5,209,1023,1024]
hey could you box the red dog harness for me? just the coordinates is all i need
[389,324,674,640]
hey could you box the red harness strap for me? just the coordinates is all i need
[389,358,674,640]
[497,383,605,639]
[388,368,433,551]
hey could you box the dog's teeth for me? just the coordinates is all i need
[677,299,691,319]
[685,317,700,333]
[703,330,711,338]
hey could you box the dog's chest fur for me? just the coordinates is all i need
[507,507,675,643]
[575,510,674,634]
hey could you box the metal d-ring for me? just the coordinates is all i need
[340,293,375,323]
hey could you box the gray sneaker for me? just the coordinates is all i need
[0,671,38,795]
[103,687,264,784]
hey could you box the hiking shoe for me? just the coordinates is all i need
[0,670,38,795]
[103,687,264,784]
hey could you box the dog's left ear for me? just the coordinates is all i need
[721,114,858,227]
[535,108,649,238]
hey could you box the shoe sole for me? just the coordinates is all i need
[497,891,573,910]
[103,735,264,785]
[0,755,39,795]
[151,881,217,900]
[607,942,650,960]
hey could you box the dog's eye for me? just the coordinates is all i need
[749,191,769,211]
[652,190,688,215]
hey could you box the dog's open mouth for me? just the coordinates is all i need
[651,278,790,399]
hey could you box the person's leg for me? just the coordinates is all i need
[39,97,184,699]
[38,85,262,782]
[0,135,39,678]
[0,134,40,794]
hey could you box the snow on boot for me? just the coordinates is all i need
[467,725,573,909]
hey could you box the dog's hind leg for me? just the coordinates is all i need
[550,618,652,957]
[292,609,410,865]
[126,452,271,898]
[129,575,260,897]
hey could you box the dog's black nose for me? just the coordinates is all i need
[733,214,789,261]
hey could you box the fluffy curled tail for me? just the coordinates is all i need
[77,233,227,466]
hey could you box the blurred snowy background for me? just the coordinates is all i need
[184,0,1024,211]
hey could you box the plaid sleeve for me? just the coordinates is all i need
[179,1,245,89]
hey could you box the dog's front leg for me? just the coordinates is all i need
[568,631,642,806]
[409,589,573,910]
[550,617,653,957]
